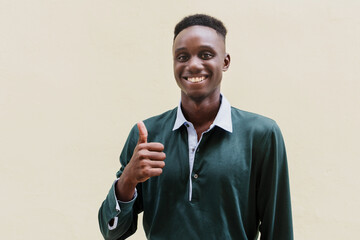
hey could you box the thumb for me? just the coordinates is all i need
[137,121,148,144]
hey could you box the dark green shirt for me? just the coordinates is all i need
[99,104,293,240]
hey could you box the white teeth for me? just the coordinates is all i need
[187,76,205,83]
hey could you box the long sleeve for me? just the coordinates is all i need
[256,123,293,240]
[98,125,143,240]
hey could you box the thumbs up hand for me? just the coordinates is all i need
[128,121,166,182]
[116,121,166,201]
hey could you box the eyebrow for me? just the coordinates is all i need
[174,45,215,54]
[174,47,187,54]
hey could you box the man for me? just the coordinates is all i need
[99,14,293,240]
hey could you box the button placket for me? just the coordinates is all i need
[186,122,198,201]
[185,122,211,201]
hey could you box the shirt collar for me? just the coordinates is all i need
[172,94,233,133]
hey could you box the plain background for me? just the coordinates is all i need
[1,0,359,239]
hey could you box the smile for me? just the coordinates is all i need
[184,76,207,83]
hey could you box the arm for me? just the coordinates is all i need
[256,123,293,240]
[98,178,141,240]
[98,122,166,240]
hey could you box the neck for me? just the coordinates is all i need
[180,93,221,130]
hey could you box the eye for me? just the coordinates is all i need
[200,52,214,60]
[176,54,189,62]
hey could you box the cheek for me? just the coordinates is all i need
[207,62,222,74]
[174,64,184,76]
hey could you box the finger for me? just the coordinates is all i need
[137,121,148,144]
[146,168,163,177]
[147,160,165,168]
[141,151,166,161]
[138,142,165,152]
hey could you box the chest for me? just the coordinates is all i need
[144,128,255,199]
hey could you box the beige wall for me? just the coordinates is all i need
[1,0,359,239]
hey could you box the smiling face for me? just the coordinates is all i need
[173,25,230,103]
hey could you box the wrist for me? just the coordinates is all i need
[120,169,138,188]
[115,174,137,201]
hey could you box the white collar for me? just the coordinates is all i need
[172,94,233,133]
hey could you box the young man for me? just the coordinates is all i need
[99,14,293,240]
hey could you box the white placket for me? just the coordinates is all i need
[185,122,214,201]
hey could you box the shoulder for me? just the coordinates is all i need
[230,107,281,138]
[230,107,286,160]
[127,108,178,141]
[143,108,177,130]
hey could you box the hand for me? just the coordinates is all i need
[125,121,166,183]
[116,121,166,201]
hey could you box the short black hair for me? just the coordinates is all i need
[174,14,227,40]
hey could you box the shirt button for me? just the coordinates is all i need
[193,174,198,179]
[192,148,195,152]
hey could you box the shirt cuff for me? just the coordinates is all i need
[108,179,137,230]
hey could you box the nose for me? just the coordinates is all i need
[187,56,202,73]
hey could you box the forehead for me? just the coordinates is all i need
[173,25,225,52]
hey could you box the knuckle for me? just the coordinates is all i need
[139,160,148,168]
[142,168,151,177]
[138,150,148,159]
[137,143,146,150]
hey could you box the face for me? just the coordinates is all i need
[173,25,230,103]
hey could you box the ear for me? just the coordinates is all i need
[222,53,231,72]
